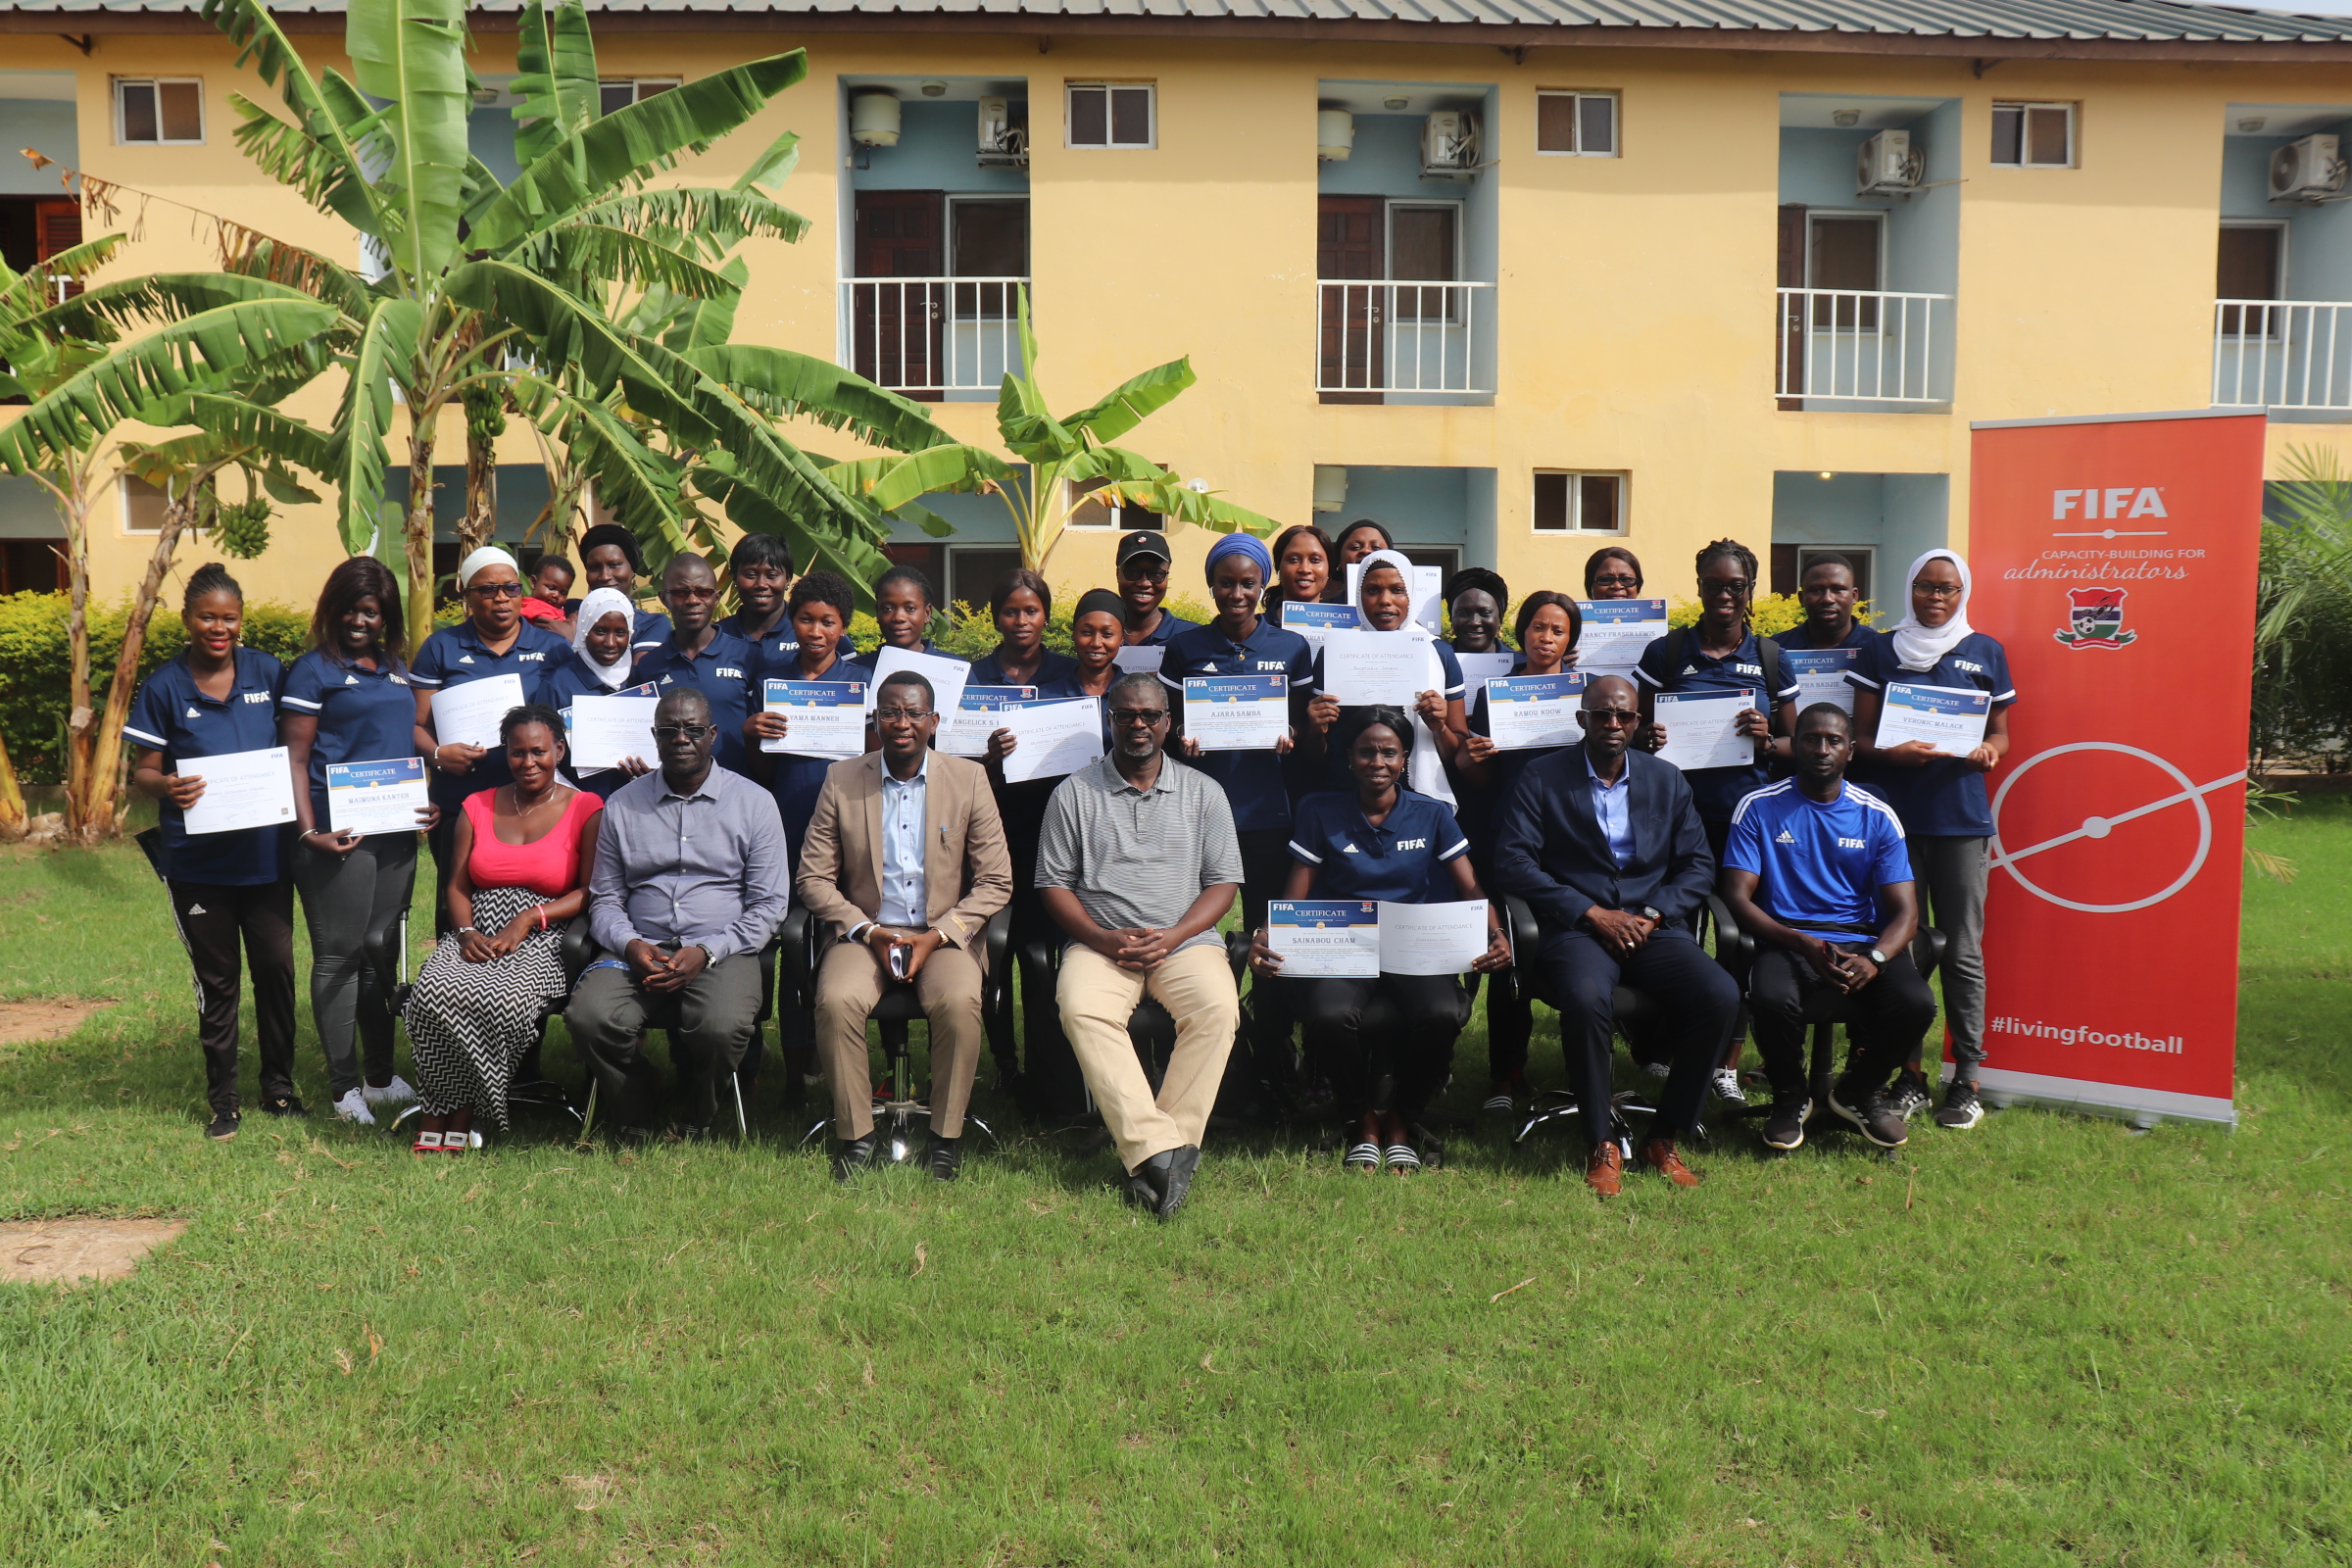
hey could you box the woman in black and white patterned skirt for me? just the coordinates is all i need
[401,706,603,1152]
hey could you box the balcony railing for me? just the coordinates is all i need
[1317,280,1494,397]
[841,276,1027,395]
[1775,287,1953,406]
[2213,300,2352,411]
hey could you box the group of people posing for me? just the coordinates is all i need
[126,513,2012,1212]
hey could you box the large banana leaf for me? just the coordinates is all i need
[31,271,329,343]
[697,460,895,598]
[206,0,386,237]
[440,260,710,442]
[512,0,598,169]
[686,344,954,456]
[568,188,810,258]
[513,225,739,302]
[122,390,335,480]
[0,298,340,473]
[346,0,470,283]
[324,295,422,553]
[1056,357,1196,446]
[220,237,378,322]
[1098,473,1278,539]
[859,443,1019,513]
[466,51,809,252]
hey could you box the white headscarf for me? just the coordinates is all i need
[458,545,521,587]
[1888,548,1975,672]
[569,586,639,691]
[1347,549,1454,806]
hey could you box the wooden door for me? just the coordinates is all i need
[2218,225,2283,336]
[1318,195,1383,403]
[852,191,946,397]
[33,198,81,300]
[1807,215,1882,330]
[1777,204,1806,408]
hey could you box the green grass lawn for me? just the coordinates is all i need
[0,804,2347,1567]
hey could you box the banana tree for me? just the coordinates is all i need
[193,0,945,646]
[833,288,1282,573]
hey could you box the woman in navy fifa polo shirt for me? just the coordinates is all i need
[1250,707,1509,1172]
[1849,548,2016,1133]
[279,557,433,1127]
[126,564,298,1140]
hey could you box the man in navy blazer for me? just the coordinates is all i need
[1492,674,1740,1197]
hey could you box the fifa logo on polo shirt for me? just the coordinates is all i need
[242,692,270,705]
[1736,663,1761,677]
[1838,837,1868,850]
[717,667,744,680]
[1396,837,1428,851]
[1952,659,1986,674]
[519,652,545,662]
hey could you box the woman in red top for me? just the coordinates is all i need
[400,705,602,1152]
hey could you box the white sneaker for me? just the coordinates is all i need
[1710,1067,1749,1105]
[363,1076,417,1107]
[331,1089,376,1126]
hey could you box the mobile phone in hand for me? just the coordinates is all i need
[888,941,910,981]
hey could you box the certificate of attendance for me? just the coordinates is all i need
[1784,647,1860,715]
[761,680,865,758]
[1267,901,1380,979]
[1319,629,1428,708]
[1184,674,1288,751]
[565,693,661,771]
[997,698,1105,784]
[1654,689,1757,772]
[179,747,298,836]
[1575,600,1668,679]
[1877,682,1990,755]
[428,673,527,752]
[324,756,429,835]
[1485,672,1586,750]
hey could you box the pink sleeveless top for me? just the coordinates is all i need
[463,788,601,898]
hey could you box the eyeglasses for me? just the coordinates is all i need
[1698,580,1752,598]
[651,722,716,741]
[873,707,932,724]
[468,581,524,598]
[1581,710,1642,728]
[1591,573,1641,589]
[1122,564,1169,583]
[1108,708,1169,728]
[1912,580,1965,599]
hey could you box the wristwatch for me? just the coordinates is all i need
[1867,947,1888,966]
[1640,906,1664,923]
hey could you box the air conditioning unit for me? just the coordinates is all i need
[1856,129,1924,197]
[977,96,1029,171]
[2270,133,2348,204]
[1421,111,1481,180]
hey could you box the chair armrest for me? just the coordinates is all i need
[1225,928,1252,976]
[979,907,1013,1012]
[780,905,817,1004]
[560,916,595,983]
[1703,894,1757,986]
[1912,925,1947,981]
[1502,895,1544,958]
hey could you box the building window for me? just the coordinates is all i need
[600,78,679,116]
[120,475,173,534]
[1991,102,2074,169]
[1064,474,1162,531]
[116,78,203,145]
[1533,471,1625,534]
[1536,90,1617,157]
[1067,83,1153,149]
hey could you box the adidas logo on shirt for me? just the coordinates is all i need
[458,654,475,664]
[186,904,206,915]
[1342,843,1361,854]
[185,706,202,718]
[1776,828,1795,844]
[344,674,359,685]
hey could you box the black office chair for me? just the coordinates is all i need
[783,905,1014,1164]
[1015,928,1256,1128]
[1704,894,1947,1134]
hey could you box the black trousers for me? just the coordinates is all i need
[1535,923,1739,1149]
[1749,945,1937,1101]
[1290,971,1467,1121]
[1232,827,1294,1102]
[166,878,297,1117]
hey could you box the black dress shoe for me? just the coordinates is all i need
[1156,1145,1201,1218]
[926,1134,961,1181]
[1127,1152,1169,1210]
[832,1133,878,1182]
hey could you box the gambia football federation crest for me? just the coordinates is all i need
[2055,587,2136,650]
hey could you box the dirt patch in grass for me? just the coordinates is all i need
[0,998,112,1046]
[0,1217,188,1287]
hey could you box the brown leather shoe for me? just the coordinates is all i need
[1641,1139,1702,1188]
[1585,1142,1623,1198]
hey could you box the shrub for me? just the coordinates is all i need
[0,593,309,784]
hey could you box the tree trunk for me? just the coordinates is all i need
[460,426,496,560]
[0,730,25,841]
[57,457,101,838]
[404,417,438,654]
[77,492,190,841]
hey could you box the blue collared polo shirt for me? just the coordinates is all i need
[1158,616,1316,834]
[123,648,288,885]
[278,648,419,827]
[629,627,759,777]
[1287,788,1470,905]
[1847,629,2017,837]
[1634,629,1802,827]
[409,619,570,801]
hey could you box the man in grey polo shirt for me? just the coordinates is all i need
[569,687,790,1141]
[1037,672,1244,1219]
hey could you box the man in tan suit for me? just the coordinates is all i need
[796,670,1011,1181]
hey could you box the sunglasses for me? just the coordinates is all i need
[1108,708,1170,728]
[468,581,524,598]
[652,722,716,741]
[1581,710,1642,728]
[1121,564,1170,583]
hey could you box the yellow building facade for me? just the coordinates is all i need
[4,1,2351,617]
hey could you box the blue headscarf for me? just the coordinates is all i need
[1203,530,1273,587]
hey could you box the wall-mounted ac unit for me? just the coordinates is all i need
[2270,133,2348,204]
[1422,111,1481,180]
[1856,129,1924,197]
[977,96,1029,170]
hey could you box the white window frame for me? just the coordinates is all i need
[114,77,205,146]
[600,77,681,115]
[1065,81,1155,150]
[120,475,176,536]
[1991,101,2076,170]
[1531,469,1629,536]
[1535,89,1618,158]
[1060,474,1159,531]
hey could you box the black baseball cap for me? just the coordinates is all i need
[1116,530,1172,566]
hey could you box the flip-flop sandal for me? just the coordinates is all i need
[1344,1141,1382,1172]
[412,1131,442,1154]
[1384,1143,1423,1173]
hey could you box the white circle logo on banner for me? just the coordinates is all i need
[1988,742,2245,915]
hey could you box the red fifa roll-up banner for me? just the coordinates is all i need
[1966,410,2266,1127]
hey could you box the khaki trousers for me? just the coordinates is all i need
[1056,943,1240,1172]
[814,939,986,1139]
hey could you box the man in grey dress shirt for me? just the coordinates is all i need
[568,687,791,1140]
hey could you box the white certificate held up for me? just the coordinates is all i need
[427,673,528,752]
[1575,600,1669,680]
[1267,901,1380,979]
[1184,674,1287,752]
[1453,651,1516,695]
[1654,689,1758,772]
[566,692,660,771]
[998,697,1105,784]
[760,679,865,759]
[179,747,297,836]
[325,756,429,835]
[1784,647,1860,715]
[1484,672,1587,750]
[1378,899,1492,977]
[1320,629,1428,708]
[1877,682,1990,756]
[939,685,1037,758]
[862,647,968,722]
[1112,644,1167,677]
